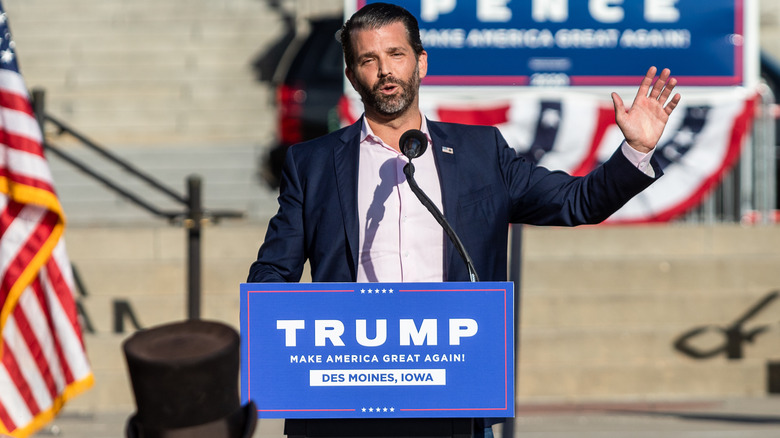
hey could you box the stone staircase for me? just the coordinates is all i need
[6,0,286,147]
[3,0,343,225]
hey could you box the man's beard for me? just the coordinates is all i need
[355,64,420,117]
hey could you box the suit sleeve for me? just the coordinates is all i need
[496,128,662,226]
[247,146,307,283]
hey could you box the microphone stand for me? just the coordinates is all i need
[403,162,479,282]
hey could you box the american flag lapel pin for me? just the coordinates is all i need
[442,146,454,154]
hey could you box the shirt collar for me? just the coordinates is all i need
[359,113,433,147]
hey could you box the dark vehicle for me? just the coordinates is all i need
[262,17,344,189]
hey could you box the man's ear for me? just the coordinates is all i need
[345,67,357,91]
[418,50,428,80]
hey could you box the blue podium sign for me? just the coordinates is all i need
[240,282,514,419]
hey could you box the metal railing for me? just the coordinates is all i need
[31,88,244,320]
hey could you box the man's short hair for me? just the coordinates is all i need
[339,2,425,70]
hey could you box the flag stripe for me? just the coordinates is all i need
[0,90,34,119]
[2,136,48,165]
[0,203,46,303]
[39,265,76,384]
[44,255,84,356]
[14,289,59,401]
[28,279,67,392]
[1,337,40,417]
[0,107,44,145]
[0,366,25,432]
[0,70,29,99]
[0,396,17,433]
[3,315,49,413]
[1,208,57,308]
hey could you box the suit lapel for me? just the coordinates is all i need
[334,121,363,279]
[427,120,459,276]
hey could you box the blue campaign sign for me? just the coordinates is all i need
[353,0,746,86]
[240,282,514,419]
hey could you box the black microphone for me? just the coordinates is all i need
[400,129,480,282]
[400,129,428,159]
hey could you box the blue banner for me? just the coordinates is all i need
[355,0,745,86]
[240,282,514,419]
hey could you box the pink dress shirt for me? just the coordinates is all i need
[356,116,445,282]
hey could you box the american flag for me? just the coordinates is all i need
[0,3,93,437]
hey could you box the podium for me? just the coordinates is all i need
[240,282,514,438]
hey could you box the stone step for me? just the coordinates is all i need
[519,326,780,366]
[520,225,780,258]
[521,290,780,328]
[517,360,768,401]
[48,145,279,224]
[6,0,273,17]
[42,109,273,145]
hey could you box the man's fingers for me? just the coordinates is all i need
[649,68,671,99]
[665,93,682,115]
[658,77,677,103]
[611,92,625,120]
[635,66,657,100]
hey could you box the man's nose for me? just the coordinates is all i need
[378,59,391,77]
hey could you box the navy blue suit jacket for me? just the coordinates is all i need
[248,118,660,283]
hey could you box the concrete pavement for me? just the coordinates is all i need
[32,397,780,438]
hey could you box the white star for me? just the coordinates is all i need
[390,407,395,412]
[368,407,374,412]
[360,289,365,294]
[662,146,681,161]
[540,107,561,129]
[0,49,13,64]
[383,407,388,412]
[382,288,387,293]
[376,407,381,412]
[673,127,695,146]
[389,289,394,293]
[362,407,366,412]
[0,13,7,25]
[691,107,708,119]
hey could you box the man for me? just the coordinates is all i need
[248,2,679,435]
[248,2,679,285]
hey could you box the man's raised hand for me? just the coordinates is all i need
[611,66,681,154]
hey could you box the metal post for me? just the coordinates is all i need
[31,88,45,131]
[503,224,523,438]
[756,83,777,223]
[187,175,203,320]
